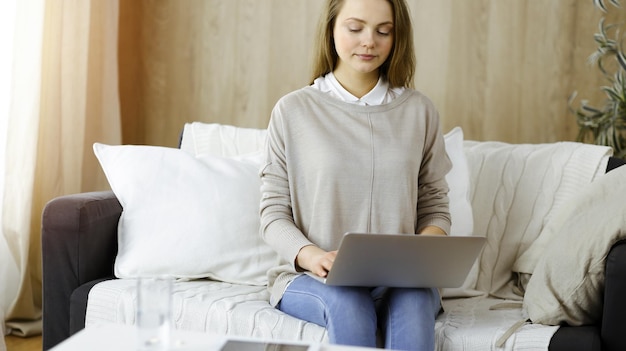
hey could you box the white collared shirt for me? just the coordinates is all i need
[311,72,405,106]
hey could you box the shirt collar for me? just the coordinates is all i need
[326,72,389,106]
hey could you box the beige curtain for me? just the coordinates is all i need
[1,0,121,336]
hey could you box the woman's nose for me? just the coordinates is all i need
[362,32,375,48]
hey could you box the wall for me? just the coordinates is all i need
[119,0,624,147]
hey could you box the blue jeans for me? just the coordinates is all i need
[277,275,440,351]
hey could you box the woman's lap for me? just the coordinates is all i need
[277,274,440,351]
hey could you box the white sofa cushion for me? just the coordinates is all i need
[93,143,280,285]
[86,280,559,350]
[86,279,328,342]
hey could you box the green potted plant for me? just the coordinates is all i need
[569,0,626,158]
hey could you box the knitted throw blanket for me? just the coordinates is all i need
[436,297,559,350]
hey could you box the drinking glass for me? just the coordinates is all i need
[136,277,172,351]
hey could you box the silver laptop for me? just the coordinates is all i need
[308,233,485,288]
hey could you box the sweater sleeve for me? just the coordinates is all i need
[259,104,314,268]
[415,105,452,234]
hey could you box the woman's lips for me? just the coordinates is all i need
[356,54,376,61]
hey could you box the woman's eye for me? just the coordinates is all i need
[377,26,392,36]
[349,28,362,33]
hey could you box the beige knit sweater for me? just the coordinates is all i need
[260,86,452,305]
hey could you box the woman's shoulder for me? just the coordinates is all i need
[269,87,330,126]
[399,88,436,107]
[271,86,353,118]
[275,86,323,106]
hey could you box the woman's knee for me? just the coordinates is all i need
[386,288,440,317]
[279,276,377,327]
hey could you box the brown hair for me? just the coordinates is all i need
[310,0,416,88]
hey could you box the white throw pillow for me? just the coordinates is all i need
[444,127,474,237]
[93,143,280,285]
[441,127,480,298]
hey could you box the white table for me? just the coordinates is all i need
[50,323,377,351]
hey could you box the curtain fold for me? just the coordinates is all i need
[0,0,20,339]
[1,0,121,336]
[1,0,46,336]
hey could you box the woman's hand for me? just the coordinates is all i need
[296,245,337,278]
[419,225,447,236]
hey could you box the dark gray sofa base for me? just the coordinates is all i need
[42,191,120,350]
[42,160,626,351]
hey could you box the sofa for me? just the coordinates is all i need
[42,122,626,351]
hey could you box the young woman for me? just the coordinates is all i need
[259,0,451,349]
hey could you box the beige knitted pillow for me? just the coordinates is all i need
[523,165,626,325]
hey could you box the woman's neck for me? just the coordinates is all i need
[333,69,379,99]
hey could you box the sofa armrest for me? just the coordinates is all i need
[41,191,121,350]
[601,239,626,351]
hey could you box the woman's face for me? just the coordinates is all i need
[332,0,394,80]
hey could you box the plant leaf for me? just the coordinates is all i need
[602,85,624,102]
[594,0,608,12]
[595,17,606,36]
[618,46,626,70]
[581,103,603,114]
[597,57,612,77]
